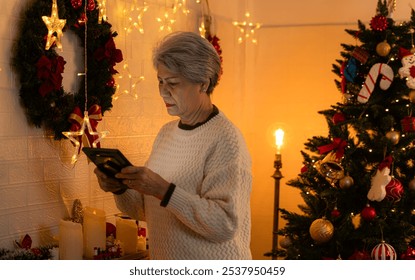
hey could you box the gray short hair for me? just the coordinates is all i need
[152,31,221,94]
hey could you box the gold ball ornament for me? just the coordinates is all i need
[386,129,400,145]
[309,218,334,244]
[376,41,391,57]
[339,175,354,189]
[279,236,293,249]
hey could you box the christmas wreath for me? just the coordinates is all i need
[12,0,122,139]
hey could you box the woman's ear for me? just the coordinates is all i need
[201,82,209,93]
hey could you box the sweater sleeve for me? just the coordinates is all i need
[164,132,252,243]
[114,189,146,222]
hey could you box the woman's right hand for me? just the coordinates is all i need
[94,168,127,193]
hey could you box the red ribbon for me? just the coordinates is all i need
[378,155,393,170]
[68,105,103,150]
[317,138,347,160]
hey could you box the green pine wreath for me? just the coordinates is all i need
[12,0,122,139]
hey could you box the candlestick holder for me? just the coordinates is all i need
[264,153,283,260]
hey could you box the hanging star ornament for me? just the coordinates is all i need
[232,12,261,44]
[173,0,190,15]
[97,0,107,24]
[114,61,145,100]
[124,0,149,34]
[42,0,67,50]
[156,9,176,32]
[62,109,109,164]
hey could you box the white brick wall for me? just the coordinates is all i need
[0,0,199,251]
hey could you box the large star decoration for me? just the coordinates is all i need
[62,111,109,164]
[42,0,66,50]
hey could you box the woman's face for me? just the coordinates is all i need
[157,64,207,124]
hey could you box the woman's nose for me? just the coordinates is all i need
[159,86,170,97]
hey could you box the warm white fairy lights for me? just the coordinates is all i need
[156,9,176,32]
[42,0,66,50]
[173,0,190,15]
[114,62,145,100]
[232,11,261,44]
[62,1,108,164]
[97,0,107,23]
[123,0,149,34]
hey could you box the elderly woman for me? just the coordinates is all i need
[95,31,252,260]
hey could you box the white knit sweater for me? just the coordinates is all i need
[114,110,252,259]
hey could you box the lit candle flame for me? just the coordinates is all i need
[275,129,284,154]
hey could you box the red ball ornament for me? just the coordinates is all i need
[87,0,96,11]
[348,249,371,260]
[385,178,404,202]
[370,15,388,31]
[332,112,346,125]
[401,246,415,260]
[71,0,82,9]
[371,241,397,260]
[361,204,376,221]
[331,207,341,218]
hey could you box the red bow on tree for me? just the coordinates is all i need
[68,105,104,151]
[317,138,347,160]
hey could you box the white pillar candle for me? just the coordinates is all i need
[83,207,106,259]
[59,219,83,260]
[116,217,138,256]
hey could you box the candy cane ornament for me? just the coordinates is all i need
[357,63,394,103]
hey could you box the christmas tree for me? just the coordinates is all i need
[277,0,415,260]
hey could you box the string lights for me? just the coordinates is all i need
[42,0,66,50]
[62,1,109,164]
[123,0,149,34]
[232,11,261,44]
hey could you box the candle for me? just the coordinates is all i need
[275,129,284,154]
[83,207,106,259]
[116,217,138,256]
[59,219,83,260]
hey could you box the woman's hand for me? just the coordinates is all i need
[94,168,127,193]
[115,166,170,200]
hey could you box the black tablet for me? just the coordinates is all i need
[82,147,133,178]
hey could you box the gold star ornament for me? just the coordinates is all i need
[42,0,66,50]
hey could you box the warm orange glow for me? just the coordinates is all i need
[274,129,284,154]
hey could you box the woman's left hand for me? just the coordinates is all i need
[115,166,170,200]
